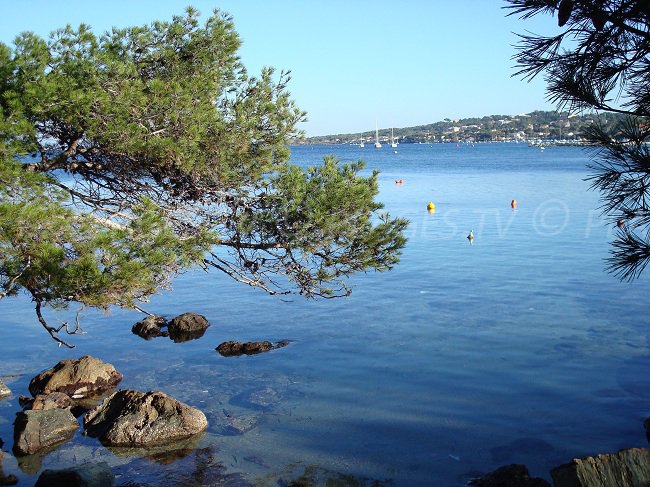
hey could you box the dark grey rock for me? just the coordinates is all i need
[167,313,209,342]
[131,315,167,340]
[551,448,650,487]
[34,461,114,487]
[0,381,10,399]
[469,464,550,486]
[29,355,122,398]
[216,340,289,357]
[13,408,79,455]
[84,389,207,447]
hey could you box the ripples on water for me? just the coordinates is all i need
[1,143,649,486]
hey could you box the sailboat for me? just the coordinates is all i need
[374,121,382,149]
[390,128,398,148]
[359,133,365,148]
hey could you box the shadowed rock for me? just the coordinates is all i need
[216,340,289,357]
[132,315,167,340]
[29,356,122,398]
[34,462,114,487]
[551,448,650,487]
[468,464,549,486]
[13,409,79,455]
[84,390,207,447]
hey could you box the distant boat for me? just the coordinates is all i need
[390,128,398,148]
[374,121,382,149]
[359,133,364,148]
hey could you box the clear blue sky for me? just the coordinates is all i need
[0,0,560,136]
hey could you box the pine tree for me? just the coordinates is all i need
[0,8,408,347]
[507,0,650,279]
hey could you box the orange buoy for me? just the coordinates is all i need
[511,199,517,209]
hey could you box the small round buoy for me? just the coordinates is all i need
[511,199,517,209]
[427,202,435,211]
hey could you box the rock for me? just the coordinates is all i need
[469,464,550,486]
[29,355,122,398]
[131,315,167,340]
[216,340,289,356]
[34,462,114,487]
[551,448,650,487]
[235,386,281,411]
[13,408,79,455]
[84,390,208,447]
[212,409,260,436]
[168,313,209,342]
[31,392,74,411]
[0,381,10,399]
[168,313,209,334]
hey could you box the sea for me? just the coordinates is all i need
[0,142,649,486]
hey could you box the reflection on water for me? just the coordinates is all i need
[0,144,649,486]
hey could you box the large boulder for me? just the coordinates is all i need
[551,448,650,487]
[216,340,289,357]
[34,462,114,487]
[84,390,208,447]
[0,381,10,399]
[29,355,122,398]
[13,409,79,455]
[468,464,550,486]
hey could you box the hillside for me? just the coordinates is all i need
[296,111,627,145]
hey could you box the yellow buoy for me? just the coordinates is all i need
[427,202,435,211]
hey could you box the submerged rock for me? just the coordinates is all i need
[29,355,122,398]
[131,315,167,340]
[468,464,549,486]
[0,381,10,399]
[216,340,289,357]
[13,409,79,455]
[34,462,114,487]
[84,389,207,447]
[551,448,650,487]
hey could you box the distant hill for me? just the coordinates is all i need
[295,111,628,145]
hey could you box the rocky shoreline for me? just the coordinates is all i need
[0,345,648,486]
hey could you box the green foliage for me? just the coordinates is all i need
[508,0,650,280]
[0,8,407,345]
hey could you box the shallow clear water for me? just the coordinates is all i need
[1,143,649,486]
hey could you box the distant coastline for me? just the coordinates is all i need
[296,110,627,146]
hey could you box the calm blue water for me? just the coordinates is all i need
[1,143,649,486]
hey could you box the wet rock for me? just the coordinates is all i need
[84,390,208,447]
[551,448,650,487]
[0,381,10,399]
[216,340,289,357]
[29,355,122,398]
[168,313,209,335]
[468,464,550,486]
[13,408,79,455]
[132,315,167,340]
[212,409,260,436]
[34,461,114,487]
[31,392,75,411]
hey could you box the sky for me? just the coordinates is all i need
[0,1,561,136]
